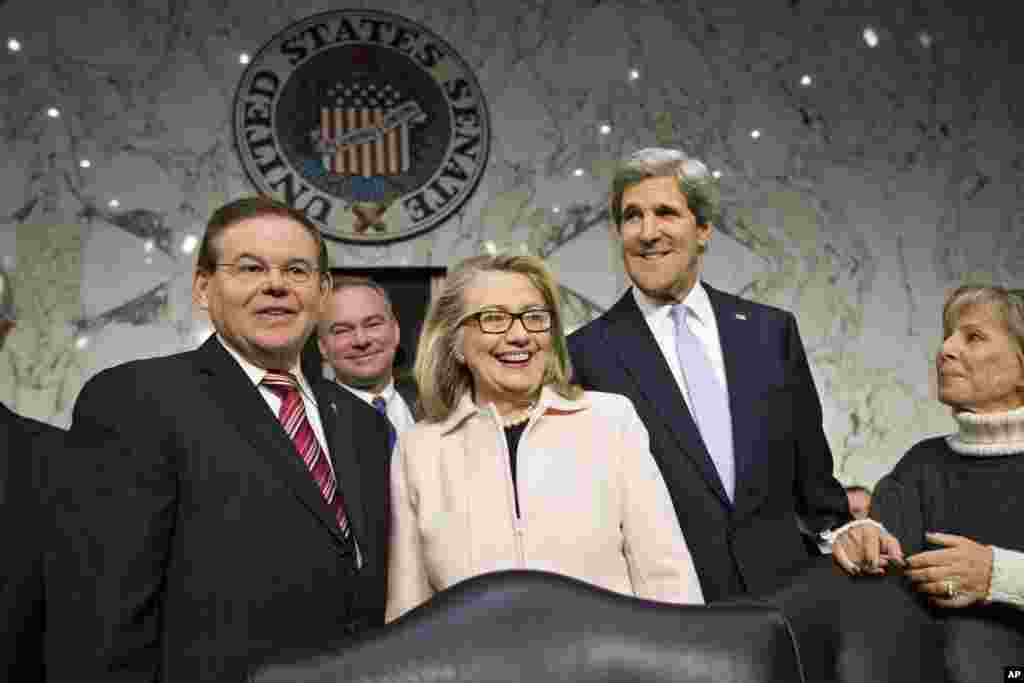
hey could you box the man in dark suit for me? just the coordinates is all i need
[567,148,851,603]
[0,267,64,682]
[318,276,420,445]
[49,197,392,682]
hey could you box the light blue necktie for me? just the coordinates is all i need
[671,304,735,501]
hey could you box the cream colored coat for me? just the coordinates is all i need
[386,387,704,621]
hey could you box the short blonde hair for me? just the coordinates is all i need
[943,284,1024,357]
[415,254,582,422]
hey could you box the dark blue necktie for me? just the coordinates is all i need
[372,395,397,452]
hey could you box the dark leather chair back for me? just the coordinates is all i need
[251,569,805,683]
[942,604,1023,683]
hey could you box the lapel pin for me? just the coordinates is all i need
[735,313,747,320]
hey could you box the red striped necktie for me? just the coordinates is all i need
[262,371,350,538]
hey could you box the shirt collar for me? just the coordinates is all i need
[439,385,589,435]
[215,334,315,400]
[631,280,714,326]
[339,378,396,405]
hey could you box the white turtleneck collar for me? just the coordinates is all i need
[946,405,1024,457]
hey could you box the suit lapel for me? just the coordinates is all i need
[604,293,731,506]
[192,338,348,545]
[394,378,421,421]
[312,382,370,556]
[706,285,772,515]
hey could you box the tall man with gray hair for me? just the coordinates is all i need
[568,148,852,603]
[0,265,64,681]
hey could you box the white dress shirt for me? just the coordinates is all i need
[216,335,334,477]
[632,282,729,413]
[339,379,417,441]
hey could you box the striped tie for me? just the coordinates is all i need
[262,371,350,538]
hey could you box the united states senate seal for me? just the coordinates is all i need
[233,10,490,244]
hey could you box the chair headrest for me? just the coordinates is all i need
[252,569,804,683]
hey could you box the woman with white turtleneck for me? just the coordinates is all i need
[832,285,1024,611]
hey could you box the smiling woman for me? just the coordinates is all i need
[385,254,705,621]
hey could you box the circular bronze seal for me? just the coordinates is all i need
[233,10,490,244]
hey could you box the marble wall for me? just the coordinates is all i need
[1,0,1021,486]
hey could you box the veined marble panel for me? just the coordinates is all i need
[1,0,1020,485]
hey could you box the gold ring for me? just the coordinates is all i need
[944,579,956,598]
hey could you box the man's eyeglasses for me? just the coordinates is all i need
[463,309,554,334]
[213,259,321,286]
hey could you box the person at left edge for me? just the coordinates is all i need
[47,196,392,682]
[0,265,64,683]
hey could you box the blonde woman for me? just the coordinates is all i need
[386,254,703,621]
[832,285,1024,614]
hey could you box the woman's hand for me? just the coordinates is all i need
[832,523,905,576]
[905,532,994,608]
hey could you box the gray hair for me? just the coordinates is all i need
[0,265,14,322]
[943,284,1024,357]
[609,148,721,237]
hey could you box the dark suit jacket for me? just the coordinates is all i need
[394,376,422,422]
[48,337,391,682]
[567,284,850,602]
[0,403,63,682]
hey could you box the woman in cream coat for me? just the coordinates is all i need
[386,254,703,622]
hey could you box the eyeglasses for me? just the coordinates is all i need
[464,309,554,334]
[213,259,321,286]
